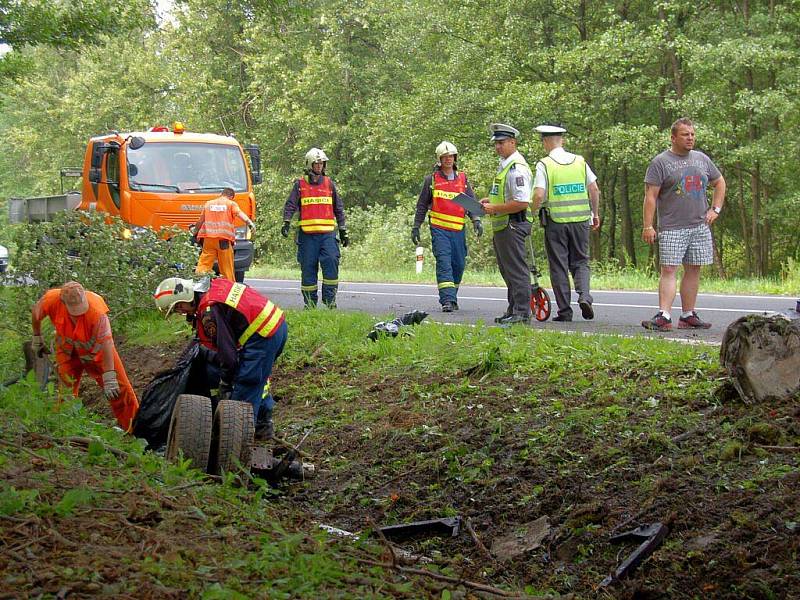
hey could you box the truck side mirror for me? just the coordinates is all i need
[129,136,146,150]
[245,145,262,185]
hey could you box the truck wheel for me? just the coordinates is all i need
[210,399,254,475]
[166,394,213,471]
[235,270,245,283]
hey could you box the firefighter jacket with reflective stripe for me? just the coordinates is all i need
[197,197,238,241]
[299,176,335,233]
[430,171,467,231]
[541,155,591,223]
[196,279,285,350]
[34,289,113,366]
[488,158,526,232]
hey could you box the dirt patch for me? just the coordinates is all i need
[70,340,800,598]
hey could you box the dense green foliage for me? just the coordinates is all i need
[1,0,799,280]
[1,211,197,337]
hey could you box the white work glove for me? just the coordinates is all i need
[31,335,49,357]
[102,371,121,400]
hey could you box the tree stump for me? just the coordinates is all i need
[720,313,800,403]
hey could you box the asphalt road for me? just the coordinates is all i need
[246,278,798,344]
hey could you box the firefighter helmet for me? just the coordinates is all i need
[304,147,329,172]
[435,141,458,166]
[154,277,196,316]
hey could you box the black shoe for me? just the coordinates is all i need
[579,300,594,320]
[442,301,455,313]
[553,315,572,322]
[498,314,530,325]
[254,420,274,441]
[452,301,459,311]
[494,312,512,323]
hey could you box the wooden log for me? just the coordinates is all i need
[720,313,800,403]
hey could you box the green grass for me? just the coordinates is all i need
[249,262,798,296]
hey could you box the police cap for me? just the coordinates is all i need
[489,123,520,141]
[535,124,567,137]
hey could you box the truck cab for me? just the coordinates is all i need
[82,123,261,281]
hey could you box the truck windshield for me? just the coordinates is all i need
[127,142,248,193]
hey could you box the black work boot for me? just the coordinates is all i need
[255,419,274,441]
[442,301,455,313]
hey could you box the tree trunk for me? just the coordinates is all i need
[658,7,684,99]
[619,165,636,267]
[607,166,618,261]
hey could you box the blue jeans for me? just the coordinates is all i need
[231,320,288,424]
[297,230,340,306]
[430,226,467,305]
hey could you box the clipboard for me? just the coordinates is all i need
[450,193,485,216]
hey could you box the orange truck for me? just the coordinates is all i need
[9,123,262,281]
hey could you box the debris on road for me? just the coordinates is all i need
[367,309,428,341]
[600,522,669,587]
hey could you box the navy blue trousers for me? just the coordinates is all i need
[297,231,340,306]
[430,226,467,305]
[231,320,288,424]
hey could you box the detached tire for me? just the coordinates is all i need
[210,400,254,475]
[166,394,213,471]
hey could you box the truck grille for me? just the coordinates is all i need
[156,212,198,228]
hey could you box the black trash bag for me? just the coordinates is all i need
[368,310,428,341]
[133,340,201,449]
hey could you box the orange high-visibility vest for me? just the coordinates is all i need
[197,197,238,241]
[298,176,335,233]
[430,171,467,231]
[196,279,285,349]
[36,289,112,365]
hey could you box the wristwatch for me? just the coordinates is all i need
[712,206,721,214]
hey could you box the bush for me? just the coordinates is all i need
[4,210,198,335]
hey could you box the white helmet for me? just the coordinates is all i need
[435,141,458,165]
[154,277,195,316]
[304,147,329,172]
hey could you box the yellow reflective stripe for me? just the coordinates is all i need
[301,226,335,232]
[238,302,283,345]
[298,218,336,225]
[321,278,338,285]
[430,218,464,230]
[432,189,459,200]
[301,284,317,291]
[262,378,271,399]
[430,211,465,225]
[438,281,456,289]
[224,283,247,308]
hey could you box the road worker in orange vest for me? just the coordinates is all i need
[281,148,348,308]
[412,141,482,312]
[154,277,287,440]
[31,282,140,432]
[194,187,255,282]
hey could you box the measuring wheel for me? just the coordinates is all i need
[166,394,213,471]
[530,285,551,322]
[209,399,254,475]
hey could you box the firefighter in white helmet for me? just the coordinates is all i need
[153,276,288,440]
[412,141,482,312]
[281,147,349,308]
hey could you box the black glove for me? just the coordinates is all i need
[280,221,290,237]
[411,226,421,245]
[219,380,233,400]
[473,219,484,237]
[339,229,350,247]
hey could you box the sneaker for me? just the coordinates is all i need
[498,314,530,325]
[678,311,711,329]
[579,300,594,320]
[441,301,455,313]
[494,312,512,323]
[642,312,672,331]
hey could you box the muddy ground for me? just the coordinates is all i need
[18,337,800,599]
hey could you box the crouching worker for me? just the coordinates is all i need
[31,282,140,432]
[154,277,287,440]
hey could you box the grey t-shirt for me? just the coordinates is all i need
[644,149,721,230]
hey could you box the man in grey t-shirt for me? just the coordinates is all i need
[641,118,726,331]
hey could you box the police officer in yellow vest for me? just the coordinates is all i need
[479,123,534,325]
[532,124,601,322]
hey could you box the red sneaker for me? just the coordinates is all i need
[678,311,711,329]
[642,312,672,331]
